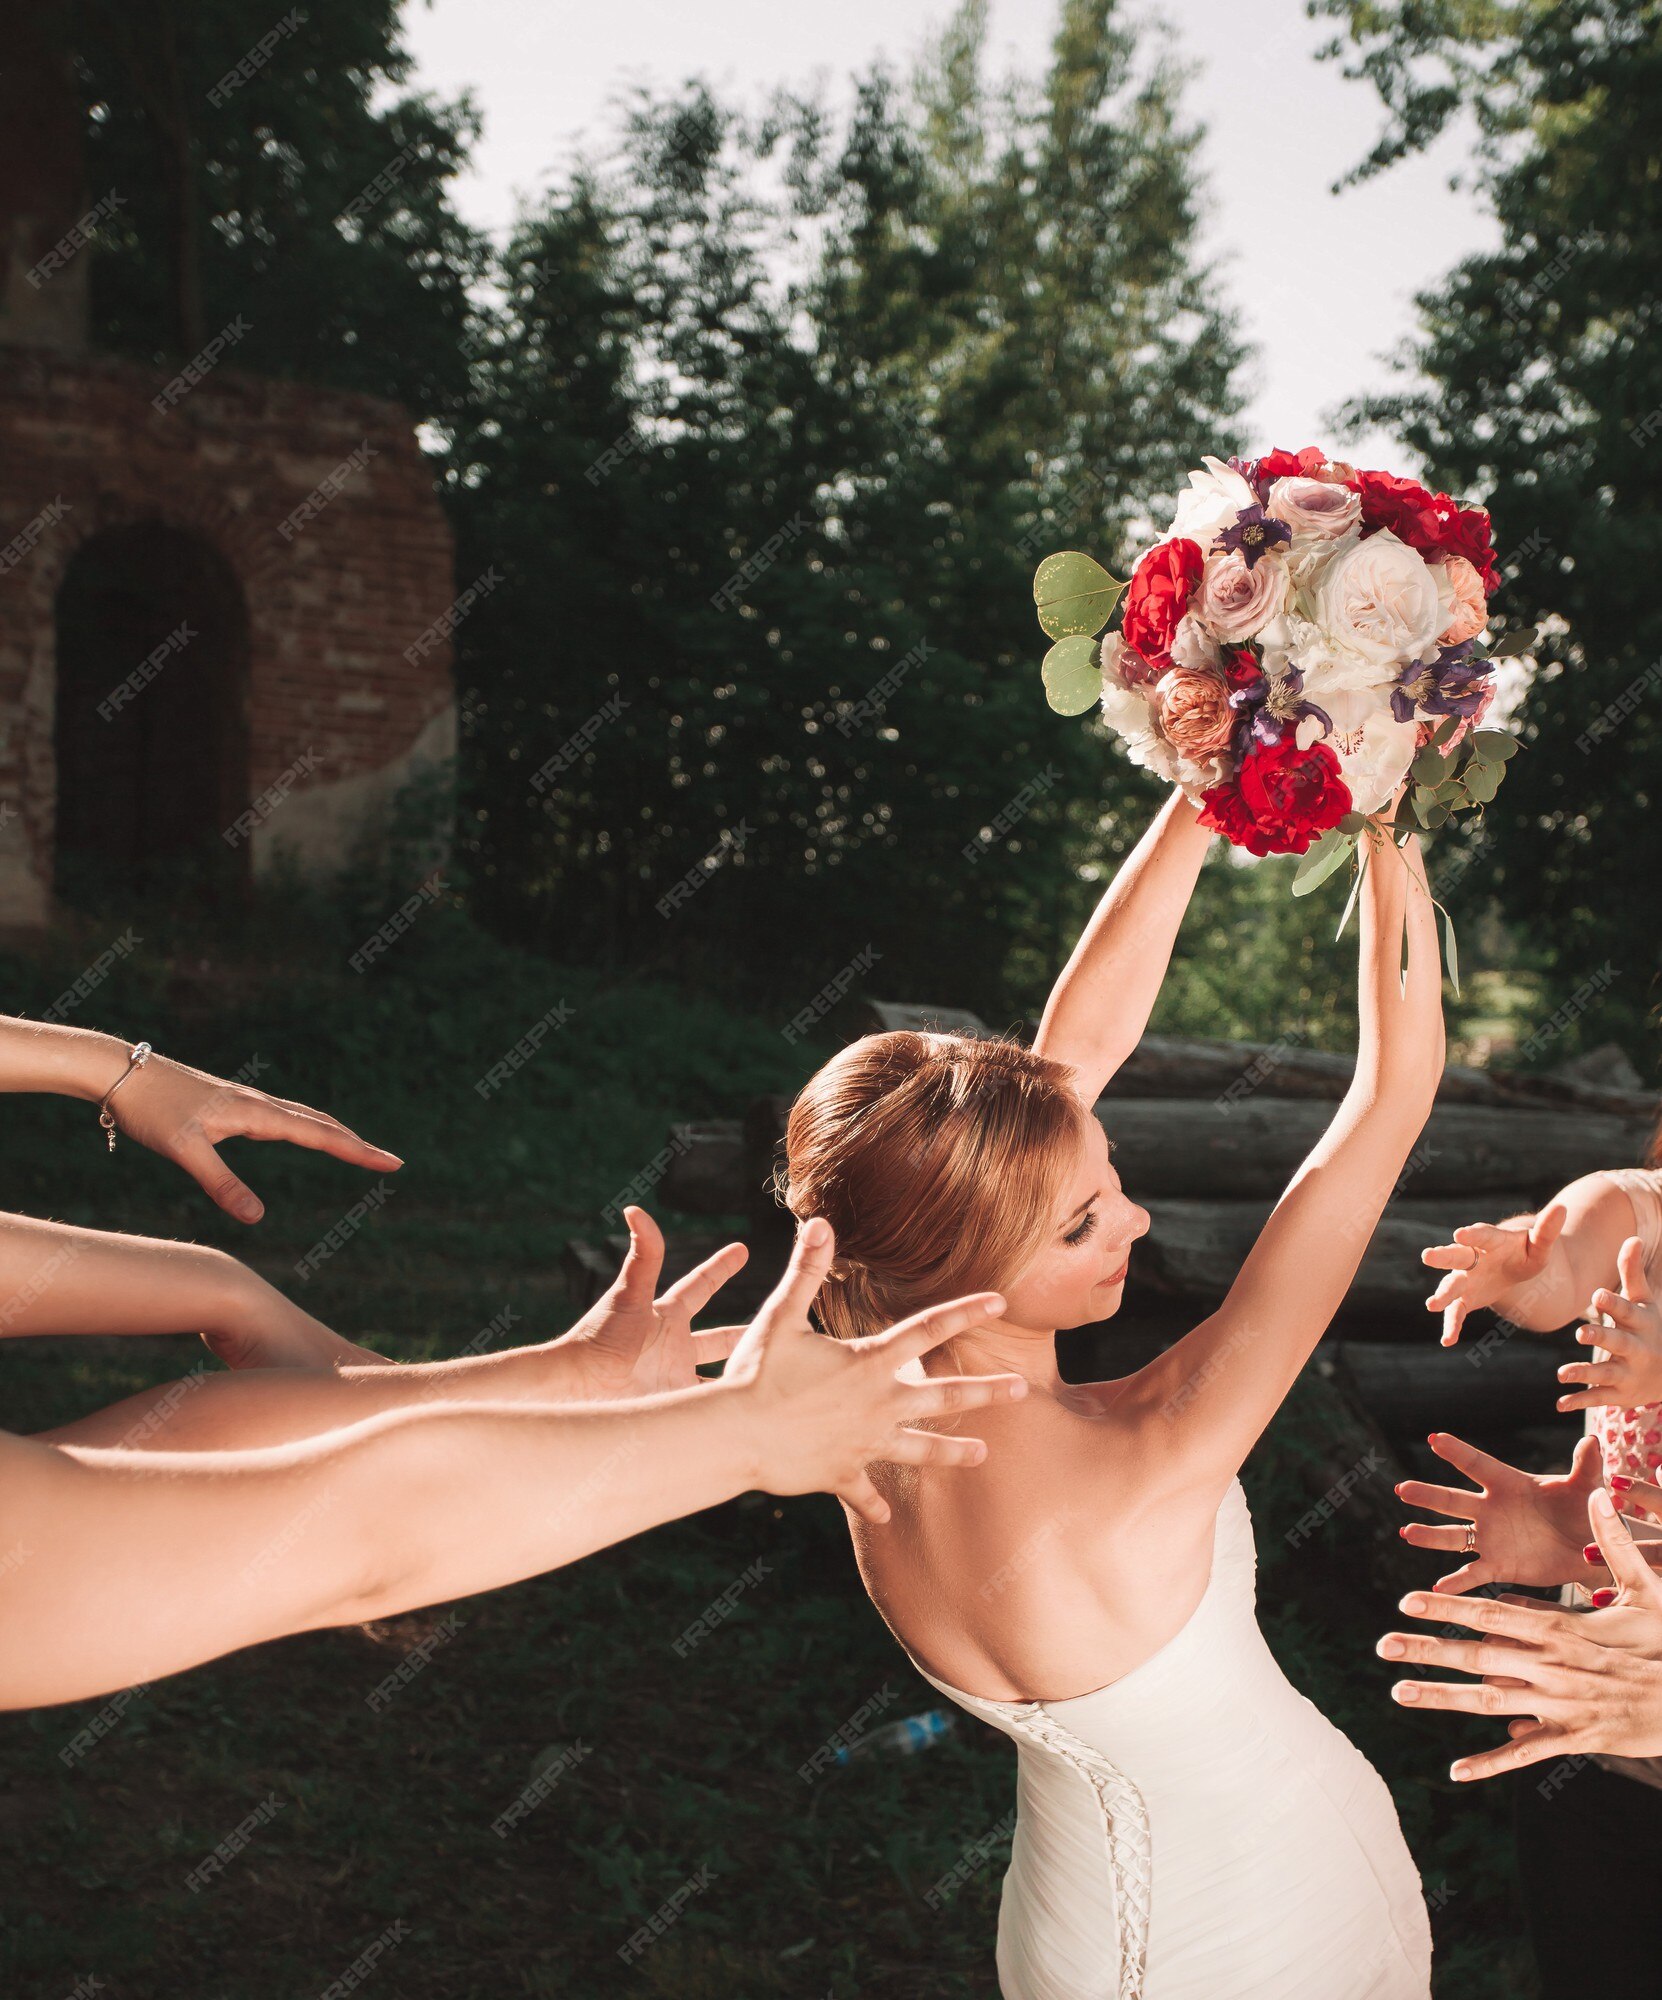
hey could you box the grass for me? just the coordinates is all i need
[0,895,1537,1997]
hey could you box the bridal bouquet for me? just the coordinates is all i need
[1032,446,1533,909]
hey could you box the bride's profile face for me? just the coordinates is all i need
[997,1114,1148,1332]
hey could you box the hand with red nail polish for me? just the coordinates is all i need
[1382,1490,1662,1782]
[1394,1432,1608,1594]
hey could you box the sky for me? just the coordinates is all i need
[397,0,1498,467]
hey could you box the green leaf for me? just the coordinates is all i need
[1488,626,1539,659]
[1422,801,1451,828]
[1431,716,1462,748]
[1337,811,1370,836]
[1463,761,1502,804]
[1033,551,1127,641]
[1437,900,1461,997]
[1040,634,1102,715]
[1412,747,1449,786]
[1470,729,1519,761]
[1335,842,1369,940]
[1291,829,1356,898]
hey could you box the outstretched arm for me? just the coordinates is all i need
[1126,824,1444,1491]
[0,1221,1026,1709]
[1421,1174,1647,1343]
[1034,788,1213,1105]
[0,1209,381,1370]
[0,1015,401,1222]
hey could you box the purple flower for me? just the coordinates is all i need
[1229,663,1331,756]
[1390,644,1494,723]
[1213,504,1292,569]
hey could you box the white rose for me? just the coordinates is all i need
[1261,605,1392,696]
[1285,520,1361,595]
[1168,611,1222,672]
[1315,529,1446,673]
[1167,455,1259,553]
[1312,687,1419,816]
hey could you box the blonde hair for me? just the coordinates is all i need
[781,1031,1091,1340]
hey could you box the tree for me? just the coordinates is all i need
[50,0,485,419]
[449,1,1246,1012]
[1314,0,1662,1065]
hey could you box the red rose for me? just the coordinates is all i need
[1238,739,1352,854]
[1202,741,1352,856]
[1433,502,1499,596]
[1222,645,1261,689]
[1256,445,1328,483]
[1348,470,1500,593]
[1349,467,1440,547]
[1198,777,1274,856]
[1121,538,1204,672]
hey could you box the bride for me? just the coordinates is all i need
[783,787,1440,1997]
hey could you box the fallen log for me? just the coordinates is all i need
[1105,1033,1658,1119]
[1327,1338,1571,1437]
[660,1120,747,1216]
[1099,1096,1652,1200]
[1138,1195,1542,1313]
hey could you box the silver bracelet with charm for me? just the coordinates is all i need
[97,1041,153,1152]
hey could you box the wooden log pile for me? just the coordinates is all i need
[599,1012,1657,1437]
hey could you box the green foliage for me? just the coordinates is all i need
[1317,0,1662,1071]
[54,0,487,415]
[446,2,1245,1013]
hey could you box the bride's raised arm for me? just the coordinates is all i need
[1033,787,1213,1105]
[1126,821,1444,1490]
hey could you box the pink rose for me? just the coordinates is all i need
[1267,476,1360,542]
[1154,667,1236,761]
[1437,555,1489,646]
[1193,547,1289,643]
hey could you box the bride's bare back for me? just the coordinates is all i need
[849,1374,1223,1700]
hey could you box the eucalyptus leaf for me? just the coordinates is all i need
[1040,634,1103,715]
[1412,748,1448,786]
[1033,551,1127,641]
[1338,812,1370,836]
[1431,716,1462,748]
[1422,802,1451,828]
[1464,761,1502,804]
[1438,900,1461,997]
[1471,729,1519,761]
[1335,842,1369,940]
[1291,829,1355,898]
[1488,627,1539,659]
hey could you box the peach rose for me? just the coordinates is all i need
[1193,547,1289,643]
[1437,555,1489,646]
[1155,666,1236,761]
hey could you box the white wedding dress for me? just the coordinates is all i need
[909,1480,1432,1998]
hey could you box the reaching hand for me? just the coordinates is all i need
[724,1216,1028,1524]
[1396,1431,1606,1592]
[1554,1236,1662,1414]
[108,1052,403,1223]
[555,1207,749,1399]
[1378,1487,1662,1779]
[1421,1203,1567,1346]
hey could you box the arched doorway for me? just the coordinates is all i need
[53,521,250,900]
